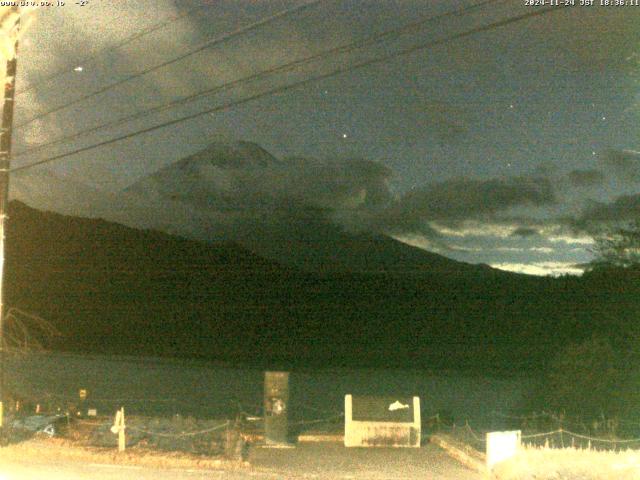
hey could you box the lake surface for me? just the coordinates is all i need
[5,351,536,430]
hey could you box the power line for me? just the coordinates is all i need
[14,0,504,158]
[11,5,568,174]
[17,4,208,96]
[14,0,323,129]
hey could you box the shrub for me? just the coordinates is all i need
[540,336,640,424]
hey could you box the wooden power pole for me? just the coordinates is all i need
[0,5,21,431]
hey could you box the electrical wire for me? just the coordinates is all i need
[14,0,505,158]
[14,0,323,129]
[17,3,209,96]
[11,5,568,174]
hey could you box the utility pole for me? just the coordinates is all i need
[0,5,21,432]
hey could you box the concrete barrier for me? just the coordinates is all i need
[430,434,486,474]
[486,430,521,471]
[344,395,420,448]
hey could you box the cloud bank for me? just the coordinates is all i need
[12,139,640,276]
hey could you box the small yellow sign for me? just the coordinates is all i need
[79,389,87,400]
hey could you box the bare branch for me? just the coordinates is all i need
[2,306,60,355]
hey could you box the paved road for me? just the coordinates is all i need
[0,443,481,479]
[0,461,267,480]
[249,443,482,479]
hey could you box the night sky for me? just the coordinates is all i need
[6,1,640,275]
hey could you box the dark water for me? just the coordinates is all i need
[5,351,535,429]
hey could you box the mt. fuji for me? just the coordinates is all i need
[125,140,498,276]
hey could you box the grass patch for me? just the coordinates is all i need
[3,413,250,469]
[492,445,640,480]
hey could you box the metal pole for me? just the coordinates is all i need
[0,6,20,431]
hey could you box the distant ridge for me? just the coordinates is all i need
[237,219,498,276]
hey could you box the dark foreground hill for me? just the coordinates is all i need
[4,201,639,373]
[235,218,501,276]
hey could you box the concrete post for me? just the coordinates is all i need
[264,371,289,445]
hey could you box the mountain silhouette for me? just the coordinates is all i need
[125,141,502,277]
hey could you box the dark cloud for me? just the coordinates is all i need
[379,176,556,234]
[523,8,637,72]
[533,162,560,177]
[567,169,605,188]
[511,227,539,238]
[126,141,394,235]
[600,149,640,182]
[447,8,637,79]
[283,157,393,212]
[576,193,640,231]
[125,142,559,243]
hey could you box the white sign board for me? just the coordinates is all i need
[344,394,421,448]
[486,430,521,470]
